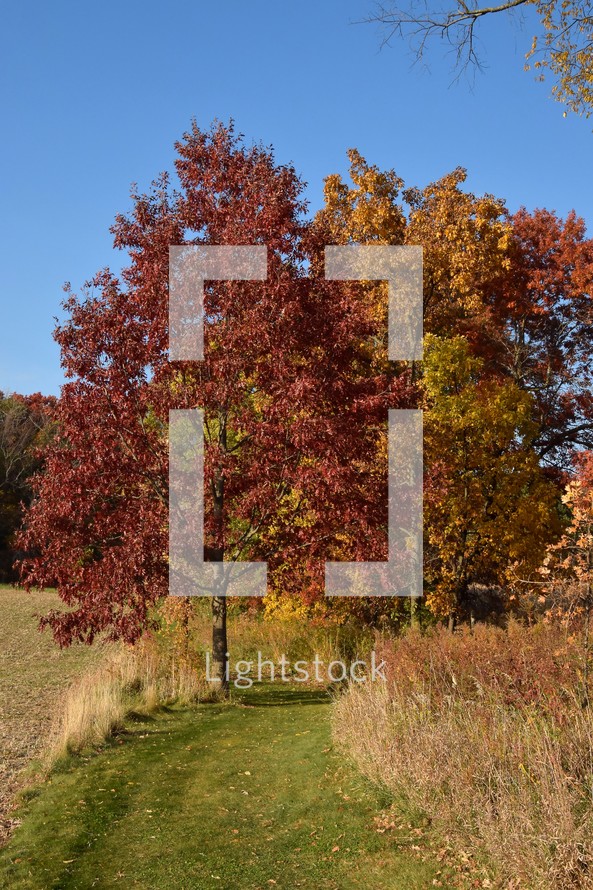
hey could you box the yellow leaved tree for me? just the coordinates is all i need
[423,334,561,622]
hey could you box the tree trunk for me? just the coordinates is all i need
[180,597,191,659]
[210,412,228,695]
[211,594,228,695]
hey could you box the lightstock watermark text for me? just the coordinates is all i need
[205,650,388,689]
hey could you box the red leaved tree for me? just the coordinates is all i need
[19,122,412,688]
[486,208,593,471]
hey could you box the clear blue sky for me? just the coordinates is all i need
[1,0,591,396]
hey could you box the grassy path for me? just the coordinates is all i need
[0,684,440,890]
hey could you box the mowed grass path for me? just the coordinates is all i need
[0,684,439,890]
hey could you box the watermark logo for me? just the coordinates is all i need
[205,651,388,689]
[168,244,423,599]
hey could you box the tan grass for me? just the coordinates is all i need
[49,639,206,761]
[333,625,593,889]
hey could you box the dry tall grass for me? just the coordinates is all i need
[161,597,373,679]
[49,638,206,762]
[333,623,593,889]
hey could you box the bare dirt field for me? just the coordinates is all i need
[0,586,100,845]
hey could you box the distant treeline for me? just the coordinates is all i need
[0,391,56,582]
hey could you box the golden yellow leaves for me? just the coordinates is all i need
[317,149,406,246]
[526,0,593,118]
[423,335,560,618]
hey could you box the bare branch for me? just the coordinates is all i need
[366,0,532,72]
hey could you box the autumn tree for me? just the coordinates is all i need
[366,0,593,118]
[316,151,592,622]
[399,168,593,458]
[19,122,411,688]
[423,335,560,621]
[488,207,593,468]
[318,154,593,465]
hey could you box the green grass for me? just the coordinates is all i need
[0,683,440,890]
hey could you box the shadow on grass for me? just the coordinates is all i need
[232,682,331,707]
[125,710,159,723]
